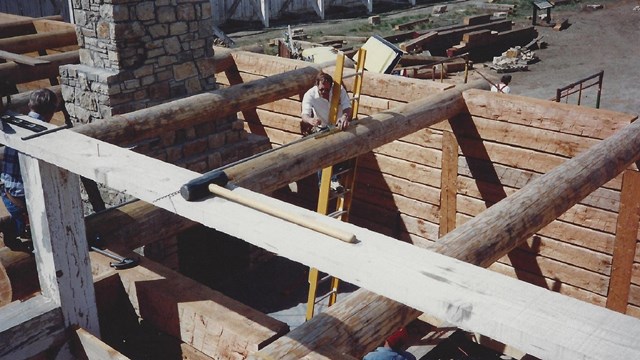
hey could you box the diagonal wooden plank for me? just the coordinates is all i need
[0,49,49,66]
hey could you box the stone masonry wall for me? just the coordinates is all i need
[61,0,217,123]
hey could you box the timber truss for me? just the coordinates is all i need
[1,53,640,358]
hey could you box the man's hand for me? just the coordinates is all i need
[336,115,350,130]
[302,113,322,127]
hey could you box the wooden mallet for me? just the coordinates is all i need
[180,170,357,243]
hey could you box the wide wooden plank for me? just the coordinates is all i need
[89,250,289,358]
[456,193,616,254]
[462,89,638,139]
[31,18,75,33]
[72,327,130,360]
[0,295,66,359]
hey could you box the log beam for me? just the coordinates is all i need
[0,29,78,54]
[0,51,79,84]
[0,15,64,39]
[74,65,322,146]
[226,79,487,193]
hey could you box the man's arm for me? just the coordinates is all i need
[336,107,352,130]
[301,90,321,126]
[336,87,352,130]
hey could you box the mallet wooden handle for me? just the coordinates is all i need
[208,184,357,244]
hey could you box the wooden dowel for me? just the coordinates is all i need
[208,184,357,244]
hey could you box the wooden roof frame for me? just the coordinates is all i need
[1,70,640,358]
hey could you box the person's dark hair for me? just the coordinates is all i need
[501,74,512,85]
[28,88,58,116]
[316,72,333,85]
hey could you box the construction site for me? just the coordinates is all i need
[0,0,639,359]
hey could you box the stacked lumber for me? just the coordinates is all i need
[446,26,538,57]
[399,19,513,54]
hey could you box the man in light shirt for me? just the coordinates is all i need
[301,72,352,132]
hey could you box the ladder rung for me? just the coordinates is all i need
[343,71,365,79]
[319,274,333,284]
[328,188,349,200]
[333,167,353,177]
[350,95,360,101]
[328,210,348,218]
[314,289,339,304]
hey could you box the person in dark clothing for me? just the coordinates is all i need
[0,88,57,250]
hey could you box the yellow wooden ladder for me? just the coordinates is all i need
[306,48,366,321]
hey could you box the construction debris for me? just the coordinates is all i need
[489,46,537,72]
[432,5,448,15]
[554,18,569,30]
[394,16,431,31]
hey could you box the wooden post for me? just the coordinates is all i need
[439,129,458,237]
[606,170,640,313]
[20,154,100,336]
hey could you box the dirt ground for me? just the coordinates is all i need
[226,0,640,116]
[513,0,640,114]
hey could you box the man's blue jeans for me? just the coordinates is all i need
[1,192,26,238]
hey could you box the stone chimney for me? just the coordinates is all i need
[59,0,270,176]
[60,0,217,123]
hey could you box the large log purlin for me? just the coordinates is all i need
[73,65,323,146]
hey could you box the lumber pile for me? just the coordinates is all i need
[446,26,538,58]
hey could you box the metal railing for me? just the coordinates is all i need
[552,70,604,108]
